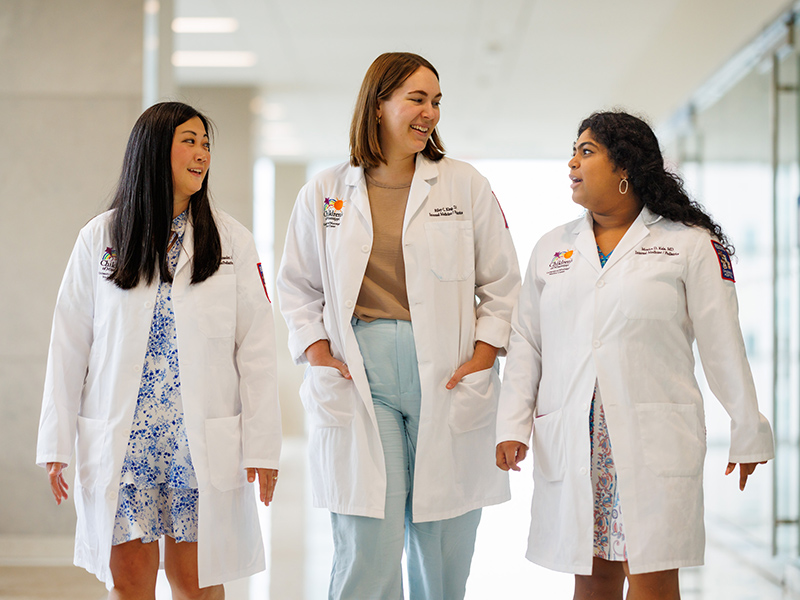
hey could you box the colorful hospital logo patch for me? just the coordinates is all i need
[323,197,345,228]
[546,249,574,275]
[710,240,735,282]
[99,246,117,276]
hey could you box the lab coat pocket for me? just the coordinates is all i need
[532,410,566,483]
[621,263,682,320]
[205,414,247,491]
[75,415,106,489]
[195,275,236,338]
[449,367,497,433]
[424,221,475,281]
[299,366,356,428]
[636,403,704,477]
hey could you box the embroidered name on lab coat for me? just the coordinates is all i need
[546,250,574,275]
[323,197,345,228]
[711,240,735,282]
[635,245,679,256]
[428,204,463,217]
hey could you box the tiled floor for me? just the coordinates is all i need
[1,437,795,599]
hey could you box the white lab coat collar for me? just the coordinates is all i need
[344,154,439,233]
[570,206,663,274]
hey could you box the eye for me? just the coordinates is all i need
[432,100,441,108]
[203,142,211,151]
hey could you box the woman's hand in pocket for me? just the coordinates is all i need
[305,339,350,379]
[446,341,498,390]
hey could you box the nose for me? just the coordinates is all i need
[195,149,208,163]
[568,154,578,169]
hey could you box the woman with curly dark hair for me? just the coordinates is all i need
[496,110,773,599]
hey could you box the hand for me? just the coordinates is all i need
[47,462,69,505]
[305,339,350,379]
[247,468,278,506]
[725,461,767,491]
[496,441,528,472]
[446,341,499,390]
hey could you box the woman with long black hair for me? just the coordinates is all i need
[496,110,774,599]
[37,101,281,599]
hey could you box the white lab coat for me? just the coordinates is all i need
[277,155,520,522]
[496,207,774,575]
[36,209,281,589]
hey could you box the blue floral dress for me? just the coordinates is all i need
[591,246,628,561]
[112,211,199,545]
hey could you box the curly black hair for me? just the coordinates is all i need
[578,110,733,254]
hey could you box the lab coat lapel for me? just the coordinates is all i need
[573,213,602,275]
[600,207,657,272]
[403,154,437,231]
[174,216,194,278]
[345,164,371,227]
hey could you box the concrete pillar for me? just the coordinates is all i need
[0,0,144,535]
[178,86,258,229]
[271,162,310,438]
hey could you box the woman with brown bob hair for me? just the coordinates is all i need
[278,52,520,598]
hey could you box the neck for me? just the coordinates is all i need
[367,153,416,186]
[173,198,189,219]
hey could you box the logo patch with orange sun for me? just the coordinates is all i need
[323,197,345,228]
[546,249,574,275]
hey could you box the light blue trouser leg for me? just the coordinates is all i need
[328,319,481,600]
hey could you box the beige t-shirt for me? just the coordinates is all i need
[354,175,411,322]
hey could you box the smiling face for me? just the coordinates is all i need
[376,66,441,162]
[568,128,630,215]
[171,116,210,213]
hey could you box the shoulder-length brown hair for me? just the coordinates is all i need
[350,52,446,168]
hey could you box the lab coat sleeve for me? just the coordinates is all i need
[276,183,329,364]
[496,250,542,446]
[472,179,521,354]
[685,234,774,464]
[232,225,282,470]
[36,227,96,468]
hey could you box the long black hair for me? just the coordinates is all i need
[108,101,221,289]
[578,110,733,254]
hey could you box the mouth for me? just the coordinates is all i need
[569,175,582,189]
[410,124,429,134]
[188,168,203,176]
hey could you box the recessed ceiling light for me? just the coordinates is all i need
[172,17,239,33]
[172,51,257,68]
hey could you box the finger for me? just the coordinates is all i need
[446,366,467,390]
[496,448,509,471]
[517,445,528,464]
[724,462,735,476]
[504,447,521,472]
[337,362,351,380]
[246,467,255,483]
[739,466,749,491]
[259,470,268,503]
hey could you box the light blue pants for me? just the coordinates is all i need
[329,318,481,600]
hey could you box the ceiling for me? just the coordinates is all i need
[173,0,794,161]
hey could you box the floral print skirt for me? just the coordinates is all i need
[590,387,628,561]
[112,484,199,544]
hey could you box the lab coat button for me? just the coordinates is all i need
[144,301,153,308]
[361,245,370,253]
[596,280,605,288]
[580,467,588,476]
[106,490,118,501]
[593,340,601,348]
[345,300,354,308]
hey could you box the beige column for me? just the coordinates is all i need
[178,86,258,229]
[0,0,144,536]
[271,162,309,438]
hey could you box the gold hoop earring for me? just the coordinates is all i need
[619,178,629,195]
[377,115,381,125]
